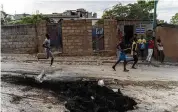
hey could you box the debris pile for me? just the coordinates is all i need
[1,75,137,112]
[62,81,137,112]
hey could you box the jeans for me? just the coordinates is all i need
[158,50,165,63]
[140,49,145,60]
[146,49,153,62]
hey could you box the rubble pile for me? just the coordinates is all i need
[1,75,137,112]
[61,81,137,112]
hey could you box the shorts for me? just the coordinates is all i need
[45,49,53,58]
[117,50,121,60]
[119,52,126,61]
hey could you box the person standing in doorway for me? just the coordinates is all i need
[43,34,54,66]
[157,38,164,63]
[131,38,138,69]
[138,35,146,61]
[146,38,154,63]
[112,39,129,72]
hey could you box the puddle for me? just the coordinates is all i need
[1,74,137,112]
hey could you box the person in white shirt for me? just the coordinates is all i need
[43,34,54,66]
[157,38,164,63]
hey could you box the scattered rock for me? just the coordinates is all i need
[47,106,52,109]
[98,80,105,87]
[10,96,22,104]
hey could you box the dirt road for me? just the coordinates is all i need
[1,57,178,112]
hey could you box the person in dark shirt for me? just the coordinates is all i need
[131,38,138,69]
[112,40,129,72]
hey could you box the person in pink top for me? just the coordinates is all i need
[146,38,154,63]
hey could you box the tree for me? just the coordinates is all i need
[157,19,165,24]
[102,0,154,20]
[11,14,50,24]
[170,13,178,25]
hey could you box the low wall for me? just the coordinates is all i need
[62,20,93,55]
[1,19,120,56]
[156,25,178,61]
[1,24,37,54]
[104,19,118,55]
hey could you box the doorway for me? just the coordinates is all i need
[124,25,134,47]
[47,23,62,53]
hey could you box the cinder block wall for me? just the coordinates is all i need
[1,24,37,54]
[104,19,118,55]
[36,21,47,53]
[156,26,178,61]
[62,20,93,55]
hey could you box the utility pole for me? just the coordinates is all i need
[153,0,158,29]
[1,4,3,11]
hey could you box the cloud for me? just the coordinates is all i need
[1,0,177,22]
[157,0,178,22]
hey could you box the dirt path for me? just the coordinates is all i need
[1,61,178,112]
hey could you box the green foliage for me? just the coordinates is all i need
[170,13,178,25]
[12,14,50,24]
[96,19,104,25]
[157,19,165,24]
[102,0,154,20]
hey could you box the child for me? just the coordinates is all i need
[157,38,164,63]
[131,38,138,69]
[43,34,54,66]
[138,36,146,60]
[112,39,129,72]
[146,38,154,63]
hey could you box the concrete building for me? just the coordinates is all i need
[43,8,97,23]
[117,19,153,45]
[14,14,31,20]
[1,11,6,22]
[1,11,15,24]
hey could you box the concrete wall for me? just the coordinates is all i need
[156,26,178,61]
[62,20,93,55]
[1,24,37,54]
[104,19,118,55]
[36,21,47,53]
[1,19,120,56]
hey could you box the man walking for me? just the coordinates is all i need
[112,39,129,72]
[146,38,154,63]
[43,34,54,66]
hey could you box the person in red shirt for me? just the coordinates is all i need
[146,38,154,62]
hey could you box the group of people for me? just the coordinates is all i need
[42,33,164,71]
[112,34,164,72]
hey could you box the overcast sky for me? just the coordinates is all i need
[0,0,178,22]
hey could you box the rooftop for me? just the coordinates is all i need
[157,23,178,29]
[43,14,80,18]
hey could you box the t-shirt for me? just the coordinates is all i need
[119,42,126,51]
[148,40,154,49]
[137,39,146,44]
[131,41,138,55]
[157,42,163,51]
[43,39,50,49]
